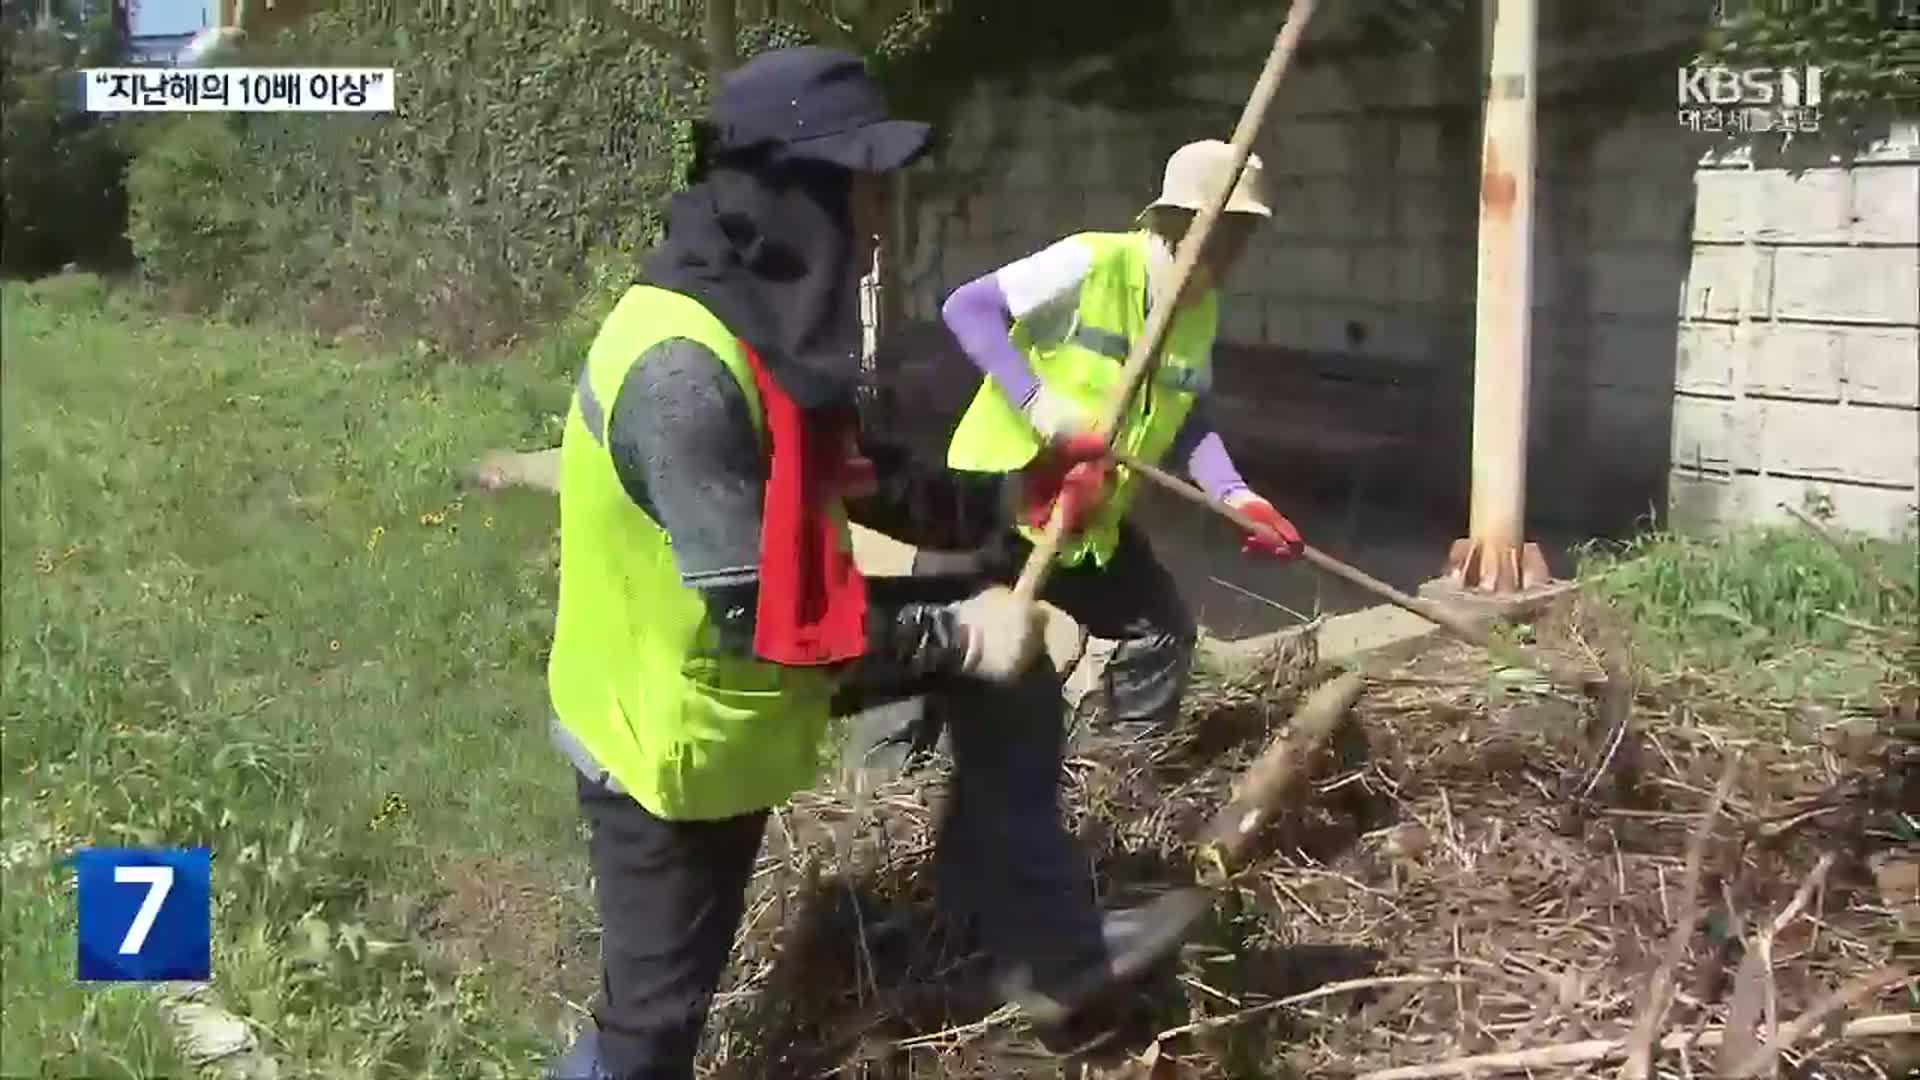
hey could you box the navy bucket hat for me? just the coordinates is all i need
[706,46,933,172]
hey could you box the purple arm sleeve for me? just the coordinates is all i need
[941,274,1040,408]
[1168,404,1252,502]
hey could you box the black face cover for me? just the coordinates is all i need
[641,136,866,413]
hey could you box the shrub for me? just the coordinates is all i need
[125,116,260,307]
[126,2,697,356]
[0,3,133,277]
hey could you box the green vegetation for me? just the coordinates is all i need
[1577,517,1918,707]
[126,2,702,357]
[1,2,133,276]
[1701,0,1920,137]
[1,277,595,1077]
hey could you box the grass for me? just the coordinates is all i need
[1,273,598,1077]
[1575,519,1918,707]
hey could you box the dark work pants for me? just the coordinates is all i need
[1010,522,1198,731]
[572,667,1109,1079]
[575,771,768,1080]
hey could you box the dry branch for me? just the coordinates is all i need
[1729,966,1918,1078]
[1623,752,1741,1080]
[1195,670,1366,873]
[1718,852,1838,1074]
[1152,975,1460,1042]
[1351,1013,1919,1080]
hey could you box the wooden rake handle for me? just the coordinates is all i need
[1009,0,1323,609]
[1115,450,1607,694]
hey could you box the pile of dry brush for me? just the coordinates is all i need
[696,593,1918,1079]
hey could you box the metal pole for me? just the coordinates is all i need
[1447,0,1549,594]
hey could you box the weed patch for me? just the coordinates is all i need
[2,279,588,1075]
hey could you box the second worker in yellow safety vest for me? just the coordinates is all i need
[938,139,1308,738]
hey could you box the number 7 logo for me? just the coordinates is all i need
[114,865,174,955]
[75,848,211,982]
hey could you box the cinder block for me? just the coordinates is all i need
[1266,176,1314,237]
[1737,475,1920,541]
[1773,247,1920,325]
[1842,325,1920,408]
[1222,301,1264,346]
[1399,177,1466,241]
[1675,321,1739,395]
[1594,247,1688,318]
[1260,244,1313,299]
[1304,178,1360,237]
[1530,250,1568,312]
[1670,394,1743,472]
[1278,65,1352,117]
[1754,400,1920,488]
[1293,245,1352,298]
[1747,323,1844,401]
[1623,176,1694,247]
[1397,121,1443,173]
[1589,385,1671,438]
[1349,245,1394,306]
[1850,166,1920,245]
[1691,170,1750,242]
[1263,302,1306,347]
[1391,247,1445,306]
[1586,317,1680,393]
[1754,168,1853,244]
[1683,246,1753,321]
[1270,121,1353,175]
[1668,468,1740,534]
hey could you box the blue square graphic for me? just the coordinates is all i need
[75,847,212,982]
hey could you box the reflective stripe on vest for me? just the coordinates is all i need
[575,364,607,446]
[547,285,837,822]
[945,230,1219,569]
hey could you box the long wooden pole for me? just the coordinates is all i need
[1449,0,1542,594]
[1009,0,1322,608]
[1113,450,1606,693]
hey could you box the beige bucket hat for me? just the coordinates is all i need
[1140,139,1273,220]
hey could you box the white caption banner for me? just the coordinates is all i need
[82,67,396,113]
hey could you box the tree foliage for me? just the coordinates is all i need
[1,0,132,276]
[1700,0,1920,137]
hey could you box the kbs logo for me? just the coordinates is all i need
[1677,66,1825,108]
[1676,66,1825,135]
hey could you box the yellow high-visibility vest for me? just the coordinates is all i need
[946,230,1219,568]
[548,285,838,821]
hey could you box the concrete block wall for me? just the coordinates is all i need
[1671,126,1920,541]
[888,2,1918,542]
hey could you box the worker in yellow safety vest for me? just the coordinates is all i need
[544,47,1206,1080]
[934,139,1308,742]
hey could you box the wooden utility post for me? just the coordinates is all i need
[1446,0,1551,594]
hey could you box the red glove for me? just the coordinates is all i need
[1227,491,1304,560]
[1021,433,1112,534]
